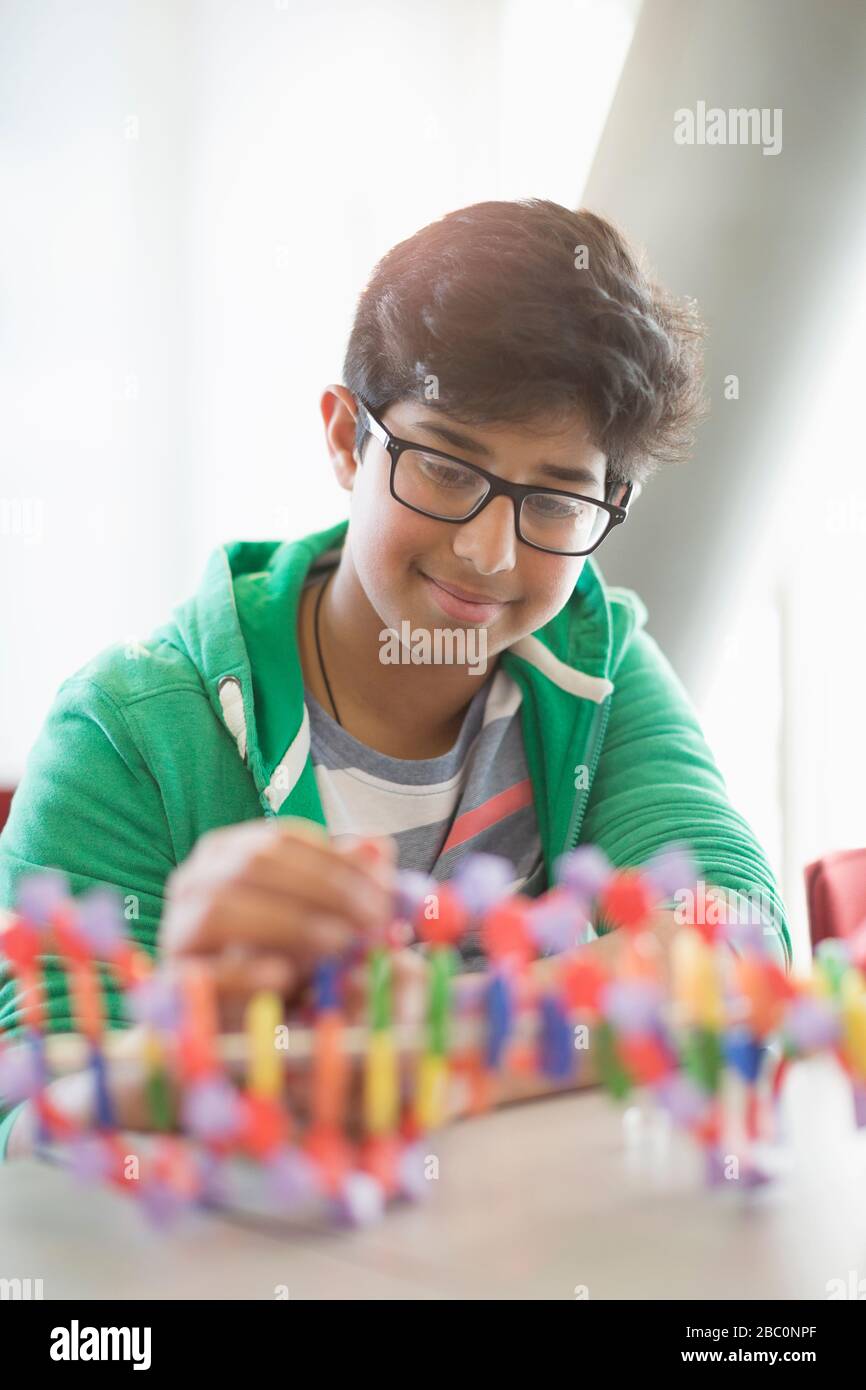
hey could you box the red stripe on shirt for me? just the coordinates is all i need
[440,778,534,855]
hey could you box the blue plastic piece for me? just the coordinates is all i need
[539,994,574,1080]
[484,972,513,1069]
[313,957,341,1012]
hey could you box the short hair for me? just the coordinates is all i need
[342,199,706,492]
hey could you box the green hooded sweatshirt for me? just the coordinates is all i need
[0,518,791,1149]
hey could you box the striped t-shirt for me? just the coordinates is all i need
[304,607,547,910]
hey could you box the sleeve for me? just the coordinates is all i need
[581,628,792,970]
[0,679,177,1134]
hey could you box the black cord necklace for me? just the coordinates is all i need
[313,572,341,727]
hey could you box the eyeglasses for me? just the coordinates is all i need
[355,397,633,557]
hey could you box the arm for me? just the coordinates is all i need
[0,679,177,1141]
[582,628,791,970]
[453,910,678,1114]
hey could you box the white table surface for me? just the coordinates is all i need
[2,1056,865,1300]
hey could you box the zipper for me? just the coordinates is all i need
[561,695,611,854]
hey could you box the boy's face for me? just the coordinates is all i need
[329,390,619,659]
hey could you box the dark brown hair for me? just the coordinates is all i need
[342,198,706,492]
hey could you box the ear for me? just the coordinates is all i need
[321,384,364,492]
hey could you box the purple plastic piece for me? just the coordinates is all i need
[601,979,664,1036]
[394,869,436,924]
[451,853,514,917]
[853,1085,866,1129]
[76,887,125,956]
[782,995,841,1051]
[704,1147,728,1187]
[139,1177,187,1229]
[724,918,777,956]
[528,892,590,955]
[127,975,183,1031]
[642,843,698,900]
[331,1170,386,1228]
[553,845,611,900]
[267,1146,321,1209]
[66,1133,115,1184]
[182,1075,243,1143]
[741,1164,772,1189]
[654,1072,708,1127]
[396,1141,431,1202]
[196,1150,232,1208]
[0,1044,43,1102]
[14,870,69,927]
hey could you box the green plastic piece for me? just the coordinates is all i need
[594,1020,631,1100]
[369,948,391,1031]
[427,948,455,1056]
[683,1027,724,1094]
[146,1066,174,1132]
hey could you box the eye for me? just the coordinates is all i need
[416,455,476,488]
[526,493,588,519]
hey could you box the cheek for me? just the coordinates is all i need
[519,556,585,624]
[348,479,434,607]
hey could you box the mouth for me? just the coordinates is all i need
[419,571,512,624]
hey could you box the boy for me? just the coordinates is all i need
[0,199,791,1156]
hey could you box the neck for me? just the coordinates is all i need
[303,555,498,757]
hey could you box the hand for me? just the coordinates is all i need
[158,819,397,1025]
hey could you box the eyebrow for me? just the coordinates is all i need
[410,417,603,489]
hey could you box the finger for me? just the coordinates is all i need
[167,820,290,895]
[168,822,395,937]
[163,883,357,961]
[204,950,298,999]
[337,834,397,869]
[336,836,398,894]
[232,837,394,934]
[167,818,329,901]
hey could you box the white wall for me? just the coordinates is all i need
[0,0,193,779]
[0,0,639,782]
[581,0,866,962]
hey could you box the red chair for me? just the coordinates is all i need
[804,849,866,948]
[0,788,14,834]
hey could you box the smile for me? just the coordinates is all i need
[420,572,510,624]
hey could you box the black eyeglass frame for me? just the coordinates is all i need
[355,397,633,557]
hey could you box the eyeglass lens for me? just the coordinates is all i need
[393,449,608,554]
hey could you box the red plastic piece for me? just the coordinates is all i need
[152,1135,203,1199]
[560,955,608,1011]
[598,870,655,932]
[617,1033,671,1084]
[359,1135,400,1196]
[691,1100,723,1147]
[735,957,794,1037]
[0,918,40,973]
[242,1094,290,1158]
[304,1125,353,1196]
[416,883,468,947]
[52,907,92,965]
[480,897,534,968]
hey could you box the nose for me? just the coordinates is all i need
[451,495,517,575]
